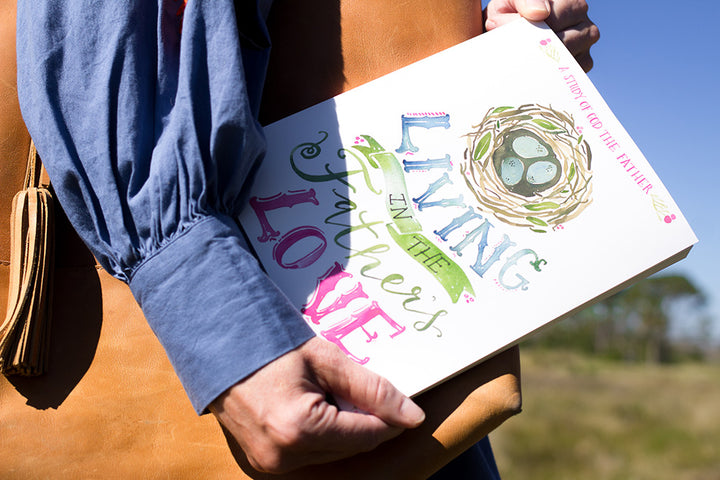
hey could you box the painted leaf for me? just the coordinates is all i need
[526,216,549,227]
[568,162,576,181]
[492,106,514,114]
[530,228,547,233]
[524,202,561,211]
[473,132,492,162]
[532,118,560,130]
[577,134,584,144]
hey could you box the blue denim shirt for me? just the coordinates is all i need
[16,0,314,414]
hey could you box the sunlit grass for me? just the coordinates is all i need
[491,348,720,480]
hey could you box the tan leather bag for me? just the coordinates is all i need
[0,2,521,478]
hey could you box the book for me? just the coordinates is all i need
[238,19,697,397]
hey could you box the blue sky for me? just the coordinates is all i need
[585,0,720,341]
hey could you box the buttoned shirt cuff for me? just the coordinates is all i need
[128,213,314,414]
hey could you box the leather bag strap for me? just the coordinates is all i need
[0,141,55,376]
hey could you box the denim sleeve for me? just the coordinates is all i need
[16,0,314,414]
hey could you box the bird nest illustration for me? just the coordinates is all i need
[460,104,593,232]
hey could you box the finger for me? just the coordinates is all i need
[545,0,591,32]
[575,51,594,73]
[308,339,425,429]
[554,19,600,57]
[246,390,404,473]
[300,392,407,454]
[485,0,551,31]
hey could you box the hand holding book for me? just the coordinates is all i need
[237,16,696,476]
[210,337,424,474]
[485,0,600,71]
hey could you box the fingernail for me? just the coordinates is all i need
[400,398,425,426]
[526,0,550,14]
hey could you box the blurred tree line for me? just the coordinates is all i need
[526,274,712,363]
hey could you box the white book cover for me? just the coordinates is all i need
[238,20,697,397]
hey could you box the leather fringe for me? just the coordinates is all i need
[0,142,54,376]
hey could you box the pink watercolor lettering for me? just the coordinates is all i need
[618,153,653,194]
[272,226,328,269]
[586,112,603,129]
[321,301,406,365]
[303,262,406,363]
[302,262,368,324]
[249,190,319,243]
[598,130,621,152]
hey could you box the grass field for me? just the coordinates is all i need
[490,348,720,480]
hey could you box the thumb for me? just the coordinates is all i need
[485,0,550,31]
[516,0,551,21]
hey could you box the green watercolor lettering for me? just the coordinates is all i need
[380,274,448,337]
[324,190,384,251]
[289,132,380,194]
[348,244,391,280]
[414,310,448,337]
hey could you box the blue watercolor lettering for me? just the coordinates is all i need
[498,249,544,290]
[396,114,451,154]
[403,154,452,172]
[413,173,465,211]
[435,207,484,241]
